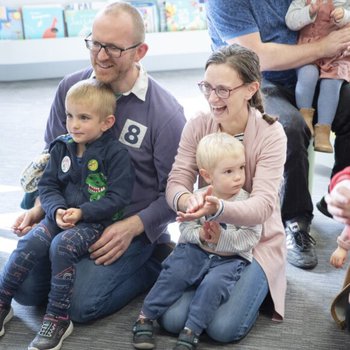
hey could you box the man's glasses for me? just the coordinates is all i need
[84,37,142,58]
[198,81,245,99]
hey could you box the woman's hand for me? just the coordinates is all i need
[12,205,44,237]
[176,187,220,222]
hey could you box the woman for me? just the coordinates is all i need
[161,44,287,343]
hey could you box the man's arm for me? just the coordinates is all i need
[227,30,350,72]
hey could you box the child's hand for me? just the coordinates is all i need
[55,208,75,230]
[330,247,348,268]
[63,208,82,225]
[203,221,221,244]
[310,0,322,17]
[331,8,345,23]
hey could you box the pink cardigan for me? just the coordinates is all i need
[166,107,287,318]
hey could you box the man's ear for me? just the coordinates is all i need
[101,114,115,131]
[199,168,212,184]
[134,43,148,62]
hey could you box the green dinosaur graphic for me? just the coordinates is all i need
[86,173,107,201]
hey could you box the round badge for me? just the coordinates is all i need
[88,159,99,171]
[61,156,71,173]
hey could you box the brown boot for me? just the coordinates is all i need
[299,108,315,136]
[314,124,333,153]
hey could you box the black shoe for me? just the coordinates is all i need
[132,318,155,349]
[28,314,73,350]
[316,196,332,218]
[173,328,199,350]
[0,306,13,337]
[285,218,318,269]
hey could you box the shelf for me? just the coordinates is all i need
[0,30,212,81]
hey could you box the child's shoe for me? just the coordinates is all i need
[173,328,199,350]
[28,314,73,350]
[0,306,14,337]
[132,318,155,349]
[314,124,333,153]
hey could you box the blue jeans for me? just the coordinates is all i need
[13,232,160,323]
[142,243,247,335]
[158,259,268,343]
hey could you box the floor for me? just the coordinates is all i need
[0,70,349,349]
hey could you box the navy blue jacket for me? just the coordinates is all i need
[38,130,134,227]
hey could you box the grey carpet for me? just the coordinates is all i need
[0,71,349,349]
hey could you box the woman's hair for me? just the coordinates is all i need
[205,44,276,123]
[65,79,116,118]
[196,132,245,171]
[101,1,145,44]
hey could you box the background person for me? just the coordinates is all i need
[285,0,350,153]
[205,0,350,269]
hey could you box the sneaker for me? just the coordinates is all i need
[316,196,333,218]
[173,328,199,350]
[28,314,73,350]
[132,318,155,349]
[0,306,14,337]
[285,219,318,269]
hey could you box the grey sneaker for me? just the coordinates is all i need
[0,306,14,337]
[285,219,317,269]
[173,328,199,350]
[28,314,73,350]
[132,318,155,349]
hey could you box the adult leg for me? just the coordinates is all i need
[262,79,317,269]
[68,233,157,323]
[159,259,268,343]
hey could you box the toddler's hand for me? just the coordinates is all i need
[331,8,345,23]
[330,247,347,268]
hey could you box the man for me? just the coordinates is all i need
[206,0,350,269]
[12,1,186,327]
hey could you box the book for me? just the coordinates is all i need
[129,1,159,33]
[22,4,65,39]
[64,2,105,38]
[164,0,207,31]
[0,6,24,40]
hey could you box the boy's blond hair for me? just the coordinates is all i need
[65,79,116,119]
[196,133,245,171]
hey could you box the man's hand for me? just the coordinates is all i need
[88,215,144,266]
[12,205,44,237]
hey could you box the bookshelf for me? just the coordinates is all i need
[0,1,212,81]
[0,30,211,81]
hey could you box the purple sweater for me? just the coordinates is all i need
[44,67,186,243]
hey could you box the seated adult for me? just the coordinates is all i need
[161,44,287,343]
[12,1,186,323]
[205,0,350,269]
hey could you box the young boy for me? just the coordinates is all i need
[0,79,134,350]
[132,133,262,350]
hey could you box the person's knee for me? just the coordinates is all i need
[69,297,96,323]
[206,313,257,343]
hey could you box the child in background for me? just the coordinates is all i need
[286,0,350,153]
[132,133,262,350]
[0,79,134,350]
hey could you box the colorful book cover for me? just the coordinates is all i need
[0,6,24,40]
[130,1,159,33]
[165,0,207,31]
[64,2,105,38]
[22,4,65,39]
